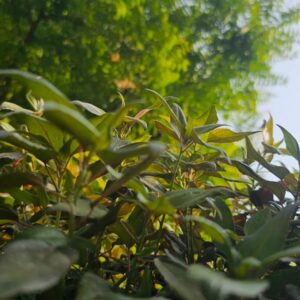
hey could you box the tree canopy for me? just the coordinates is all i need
[1,0,299,116]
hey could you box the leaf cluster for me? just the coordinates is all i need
[1,70,300,299]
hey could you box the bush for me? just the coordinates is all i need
[0,69,300,300]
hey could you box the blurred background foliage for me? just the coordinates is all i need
[1,0,300,120]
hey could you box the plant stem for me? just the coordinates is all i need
[155,148,184,255]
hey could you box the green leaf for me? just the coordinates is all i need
[17,227,68,247]
[278,125,300,162]
[137,267,153,297]
[207,128,259,143]
[146,89,184,136]
[11,112,65,152]
[197,106,218,125]
[187,216,231,245]
[0,240,76,298]
[187,216,234,262]
[265,268,300,300]
[231,160,286,200]
[237,205,296,260]
[162,187,234,209]
[214,198,234,231]
[9,188,41,205]
[76,272,168,300]
[0,101,33,114]
[244,208,273,236]
[261,245,300,267]
[51,199,108,219]
[43,102,101,147]
[0,129,56,161]
[192,131,231,163]
[246,137,289,179]
[193,124,224,135]
[0,172,43,191]
[101,142,166,198]
[172,103,187,128]
[0,69,72,107]
[154,120,180,141]
[72,100,106,116]
[154,259,205,300]
[188,264,269,299]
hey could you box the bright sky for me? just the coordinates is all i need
[258,4,300,169]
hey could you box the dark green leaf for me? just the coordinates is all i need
[0,130,56,161]
[244,208,272,236]
[188,264,268,299]
[51,199,108,219]
[246,137,289,179]
[0,240,76,298]
[0,172,43,191]
[76,272,167,300]
[162,187,234,209]
[17,227,68,247]
[278,125,300,162]
[237,205,296,260]
[154,259,205,300]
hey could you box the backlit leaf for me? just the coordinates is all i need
[208,128,259,143]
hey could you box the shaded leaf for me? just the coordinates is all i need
[154,259,205,300]
[265,267,300,300]
[194,124,224,135]
[0,240,76,298]
[237,205,296,260]
[162,187,234,209]
[17,227,68,247]
[0,129,56,161]
[76,272,168,300]
[0,172,43,191]
[51,199,108,219]
[188,264,269,299]
[244,208,272,236]
[246,137,289,179]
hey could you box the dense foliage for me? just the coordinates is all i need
[1,0,300,117]
[1,70,300,299]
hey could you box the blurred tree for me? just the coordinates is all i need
[0,0,299,117]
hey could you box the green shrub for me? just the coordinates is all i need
[0,69,300,300]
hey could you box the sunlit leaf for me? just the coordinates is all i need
[43,102,101,147]
[207,128,259,143]
[263,115,274,145]
[0,69,72,107]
